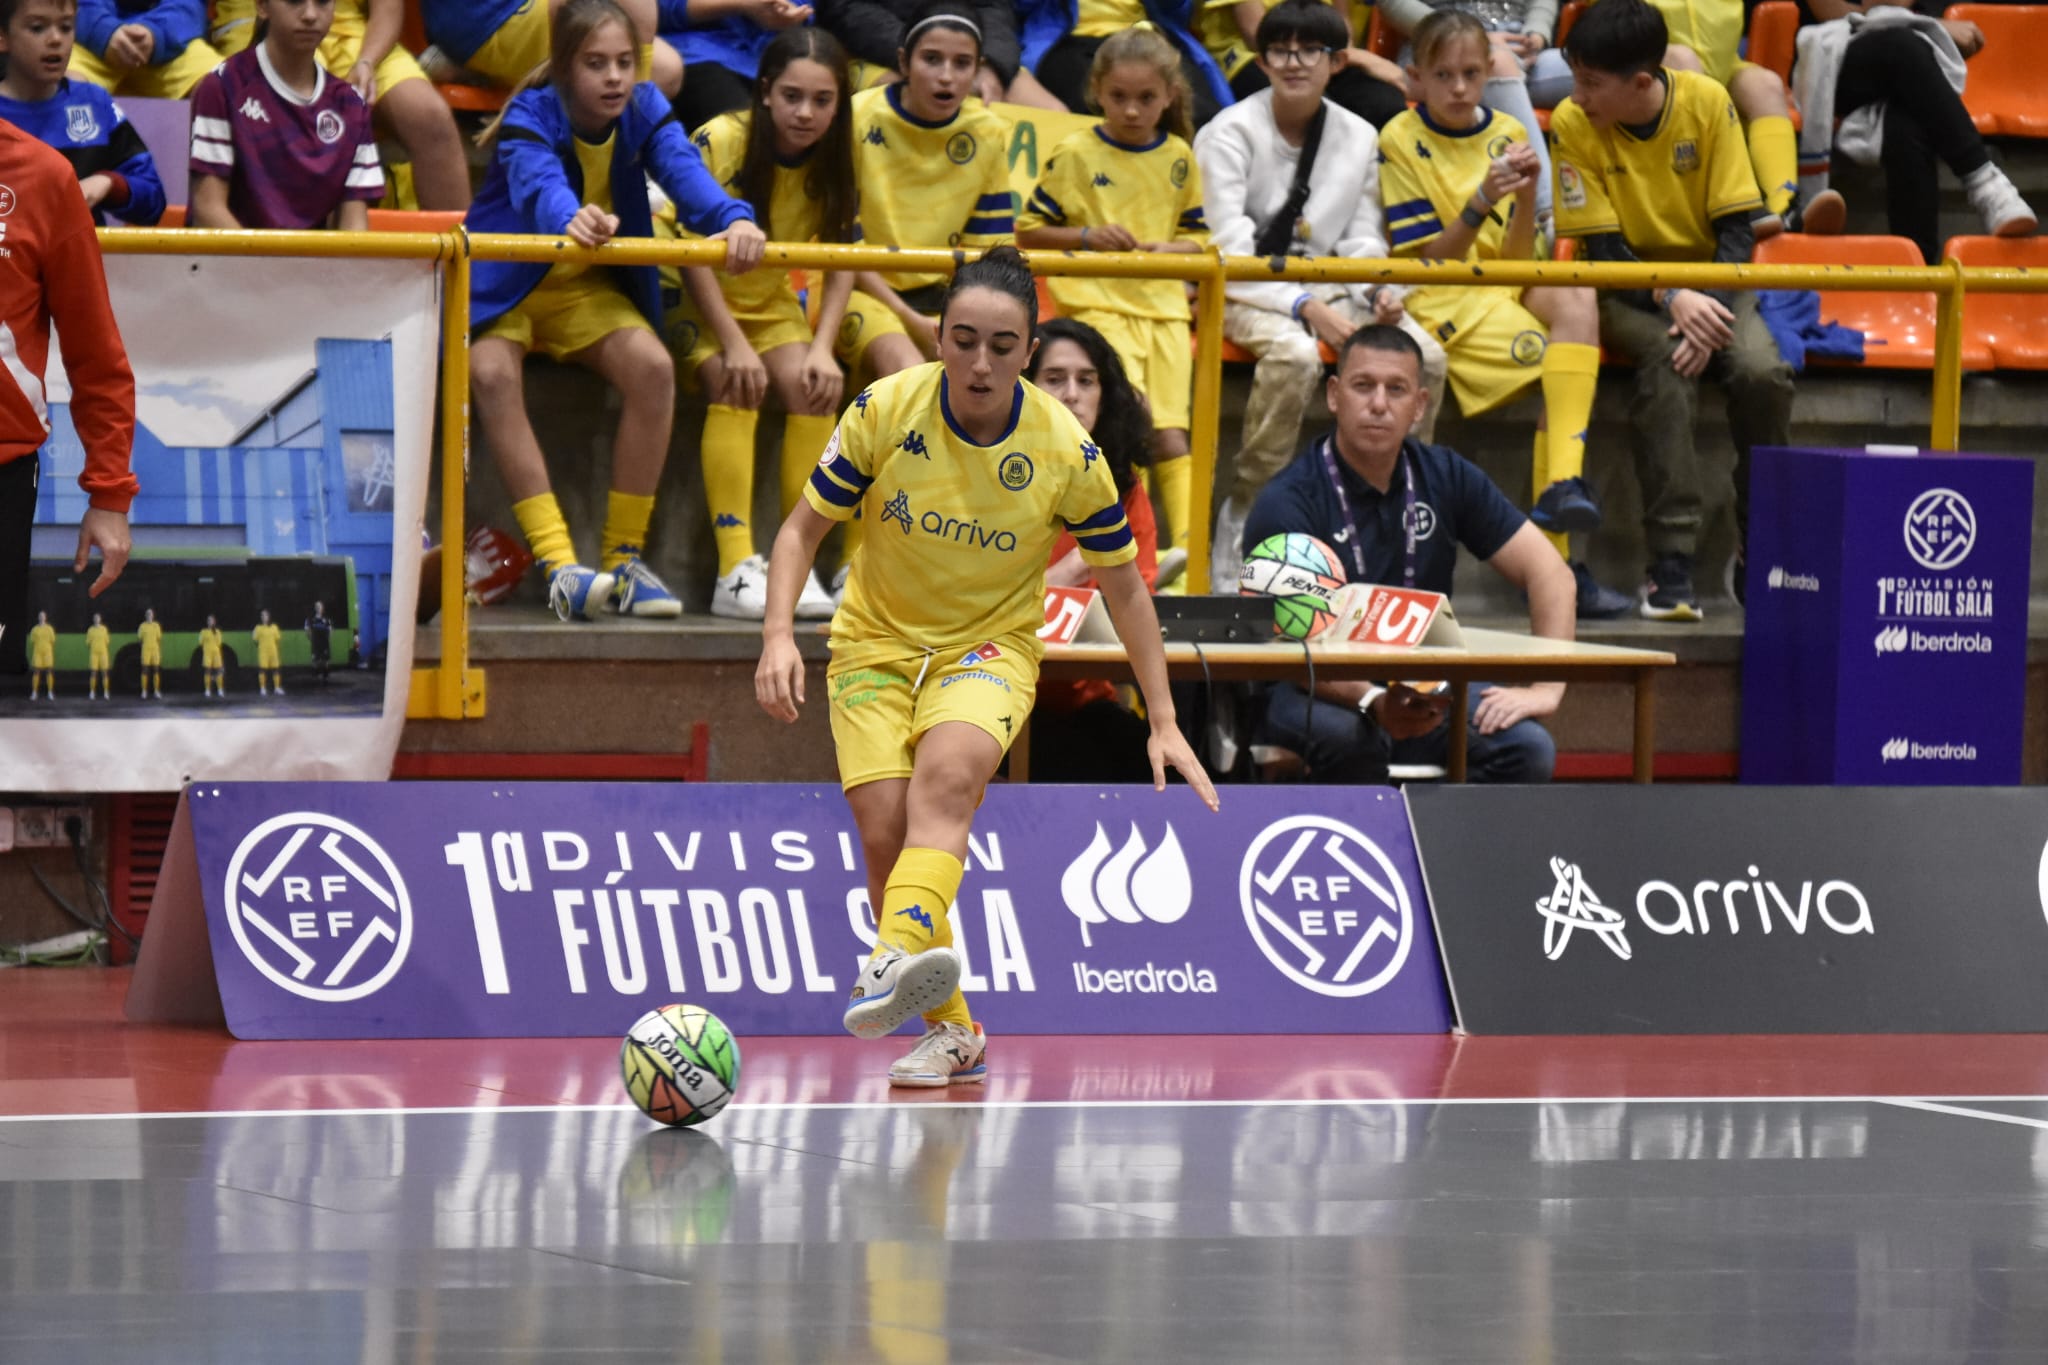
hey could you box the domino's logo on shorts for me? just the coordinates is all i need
[959,642,1003,666]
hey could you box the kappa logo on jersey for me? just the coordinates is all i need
[240,96,270,123]
[881,488,914,534]
[1080,439,1100,469]
[316,109,345,144]
[852,388,873,414]
[1413,141,1431,160]
[959,641,1003,666]
[864,125,886,146]
[1092,172,1113,187]
[900,430,928,458]
[65,104,98,142]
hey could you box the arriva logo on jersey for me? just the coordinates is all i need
[240,97,269,123]
[881,488,914,533]
[65,104,98,141]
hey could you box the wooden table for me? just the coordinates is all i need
[1024,626,1679,783]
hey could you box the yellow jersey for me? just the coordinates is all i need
[850,85,1014,291]
[1551,68,1761,261]
[553,129,616,287]
[1019,125,1208,320]
[673,109,831,315]
[1076,0,1148,37]
[1196,0,1279,83]
[199,628,224,668]
[137,620,161,664]
[803,362,1134,669]
[253,623,282,668]
[1637,0,1744,82]
[1381,106,1530,261]
[86,624,110,664]
[27,623,54,670]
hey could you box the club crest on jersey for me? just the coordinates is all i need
[959,642,1003,666]
[1171,158,1188,188]
[881,488,914,533]
[1486,133,1511,159]
[1511,330,1547,366]
[998,452,1034,491]
[1672,140,1699,175]
[65,105,98,141]
[947,132,976,164]
[316,109,345,144]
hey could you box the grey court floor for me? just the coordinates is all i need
[6,1097,2048,1362]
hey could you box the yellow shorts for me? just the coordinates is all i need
[1069,308,1193,432]
[831,289,918,371]
[465,0,552,86]
[89,652,109,670]
[828,637,1039,790]
[211,1,429,94]
[482,270,650,361]
[1405,284,1547,417]
[667,289,816,389]
[68,37,221,99]
[141,650,161,667]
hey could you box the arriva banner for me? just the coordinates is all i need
[180,782,1453,1039]
[3,255,438,790]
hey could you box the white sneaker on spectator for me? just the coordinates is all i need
[1965,164,2037,237]
[794,569,837,620]
[711,555,770,619]
[888,1021,987,1088]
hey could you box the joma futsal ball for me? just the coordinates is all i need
[620,1004,740,1127]
[1240,532,1347,640]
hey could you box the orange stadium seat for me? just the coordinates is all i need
[398,0,509,113]
[149,207,467,231]
[1943,235,2048,368]
[1744,2,1798,85]
[1944,5,2048,137]
[1754,234,1972,369]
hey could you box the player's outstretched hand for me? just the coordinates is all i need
[755,633,805,723]
[719,221,767,275]
[1149,721,1220,812]
[76,507,130,598]
[567,204,619,248]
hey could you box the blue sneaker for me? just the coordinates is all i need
[1573,562,1633,620]
[1532,477,1603,535]
[547,563,615,622]
[844,944,962,1039]
[607,549,683,619]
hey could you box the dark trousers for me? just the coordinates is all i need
[1835,27,1990,264]
[1230,63,1409,129]
[1596,291,1792,559]
[1255,682,1556,785]
[1036,33,1224,127]
[674,60,753,131]
[0,455,35,677]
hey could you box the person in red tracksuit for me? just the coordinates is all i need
[0,118,135,675]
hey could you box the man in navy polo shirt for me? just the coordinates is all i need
[1244,324,1576,783]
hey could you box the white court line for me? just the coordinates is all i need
[4,1093,2048,1124]
[1883,1098,2048,1131]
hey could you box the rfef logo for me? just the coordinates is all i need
[1903,488,1977,571]
[223,813,412,1001]
[1239,816,1413,997]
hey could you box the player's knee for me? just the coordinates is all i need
[1663,44,1704,73]
[618,334,676,404]
[469,347,524,403]
[1729,65,1786,117]
[1257,335,1322,385]
[1489,46,1522,80]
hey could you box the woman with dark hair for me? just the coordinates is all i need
[1024,318,1163,783]
[755,248,1215,1088]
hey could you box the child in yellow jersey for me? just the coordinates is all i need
[755,247,1218,1088]
[252,609,283,695]
[198,614,225,696]
[67,0,221,99]
[1386,12,1627,619]
[664,28,856,621]
[26,610,54,699]
[136,607,161,699]
[467,0,765,622]
[1018,28,1207,585]
[209,0,470,211]
[1625,0,1839,235]
[421,0,683,98]
[84,611,110,699]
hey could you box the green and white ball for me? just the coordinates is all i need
[620,1003,740,1127]
[1240,532,1348,640]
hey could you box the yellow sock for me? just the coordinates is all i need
[1539,341,1599,487]
[636,41,654,81]
[511,492,577,575]
[1152,450,1192,553]
[875,846,964,958]
[919,893,974,1030]
[781,413,837,519]
[1747,115,1798,217]
[1533,429,1568,559]
[701,403,760,575]
[599,490,657,571]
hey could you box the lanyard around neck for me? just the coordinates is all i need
[1319,436,1416,588]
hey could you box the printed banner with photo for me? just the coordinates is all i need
[170,782,1454,1039]
[6,255,438,790]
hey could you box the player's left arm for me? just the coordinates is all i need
[1474,521,1575,733]
[359,0,403,71]
[1095,559,1219,810]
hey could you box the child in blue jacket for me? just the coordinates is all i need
[0,0,164,224]
[467,0,766,621]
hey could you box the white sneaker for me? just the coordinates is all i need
[275,683,285,695]
[1966,164,2038,238]
[888,1021,988,1088]
[843,945,962,1039]
[711,554,769,619]
[794,568,837,620]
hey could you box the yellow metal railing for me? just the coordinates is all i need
[95,226,2048,720]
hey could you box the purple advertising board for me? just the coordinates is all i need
[180,782,1454,1038]
[1742,446,2033,785]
